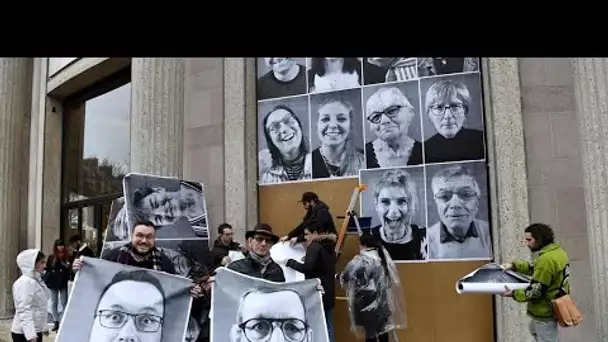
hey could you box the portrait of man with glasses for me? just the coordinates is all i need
[56,258,193,342]
[421,75,485,164]
[211,267,328,342]
[229,288,313,342]
[88,269,167,342]
[426,163,492,260]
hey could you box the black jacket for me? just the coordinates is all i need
[227,254,285,282]
[210,238,243,271]
[286,233,337,311]
[69,245,95,281]
[102,246,177,274]
[288,201,336,242]
[44,256,70,290]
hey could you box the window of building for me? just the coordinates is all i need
[60,68,131,253]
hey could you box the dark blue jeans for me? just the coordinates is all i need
[325,308,335,342]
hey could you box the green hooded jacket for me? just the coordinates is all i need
[511,243,570,320]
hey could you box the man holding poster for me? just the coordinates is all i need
[501,223,571,342]
[227,224,285,282]
[286,221,337,342]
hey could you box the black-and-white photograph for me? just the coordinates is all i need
[362,58,419,85]
[307,58,362,94]
[417,57,480,78]
[425,161,492,261]
[123,173,209,239]
[256,58,308,101]
[359,167,428,262]
[211,267,328,342]
[309,88,364,179]
[420,73,486,164]
[258,96,312,185]
[57,257,192,342]
[362,81,424,169]
[104,197,129,243]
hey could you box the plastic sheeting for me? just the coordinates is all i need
[456,263,531,294]
[339,247,407,339]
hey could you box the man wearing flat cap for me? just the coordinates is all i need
[227,223,285,282]
[281,192,337,243]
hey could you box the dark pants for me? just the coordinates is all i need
[365,332,389,342]
[12,332,42,342]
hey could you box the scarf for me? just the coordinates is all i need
[55,248,69,261]
[117,243,163,271]
[249,251,272,275]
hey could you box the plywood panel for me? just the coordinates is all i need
[258,180,494,342]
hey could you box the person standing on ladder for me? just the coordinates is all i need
[280,191,337,243]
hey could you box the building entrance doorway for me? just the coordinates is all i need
[60,193,122,255]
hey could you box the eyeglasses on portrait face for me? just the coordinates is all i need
[266,115,299,135]
[429,103,465,117]
[433,188,478,203]
[367,105,403,124]
[96,309,163,333]
[239,318,308,342]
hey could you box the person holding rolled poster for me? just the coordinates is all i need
[280,192,337,243]
[500,223,570,342]
[285,221,337,342]
[338,232,406,342]
[228,224,285,282]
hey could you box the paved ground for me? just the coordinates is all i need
[0,319,57,342]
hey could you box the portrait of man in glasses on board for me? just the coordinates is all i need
[56,258,192,342]
[211,267,328,342]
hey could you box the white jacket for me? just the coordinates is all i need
[11,249,50,340]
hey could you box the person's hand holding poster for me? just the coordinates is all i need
[455,263,531,295]
[269,242,306,282]
[210,267,328,342]
[57,257,193,342]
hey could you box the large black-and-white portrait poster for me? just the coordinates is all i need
[122,173,209,239]
[57,257,192,342]
[256,57,492,263]
[101,173,213,341]
[425,161,492,261]
[359,166,428,262]
[211,267,329,342]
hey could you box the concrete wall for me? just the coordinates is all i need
[519,58,595,341]
[183,58,226,241]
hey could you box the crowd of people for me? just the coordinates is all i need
[7,191,570,342]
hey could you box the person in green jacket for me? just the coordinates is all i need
[501,223,570,342]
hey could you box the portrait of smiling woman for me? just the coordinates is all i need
[258,96,312,184]
[360,167,427,261]
[310,89,364,179]
[363,83,423,169]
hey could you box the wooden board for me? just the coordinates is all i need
[258,178,494,342]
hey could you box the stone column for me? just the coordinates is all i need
[484,58,533,342]
[572,58,608,340]
[130,58,185,177]
[223,58,258,242]
[0,58,32,316]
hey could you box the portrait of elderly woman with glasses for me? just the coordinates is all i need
[423,78,485,164]
[364,86,423,169]
[426,164,492,260]
[258,104,312,184]
[365,168,427,261]
[311,91,364,179]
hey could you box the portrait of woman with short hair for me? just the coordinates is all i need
[421,74,485,164]
[363,83,423,169]
[360,167,427,261]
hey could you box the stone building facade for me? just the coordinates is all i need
[0,57,604,341]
